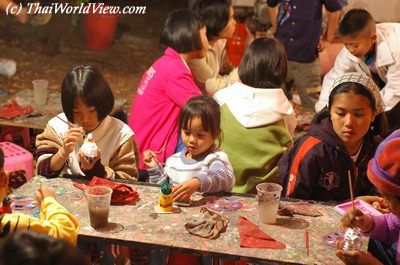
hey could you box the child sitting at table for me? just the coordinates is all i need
[144,95,234,202]
[336,129,400,265]
[129,9,207,170]
[36,65,139,180]
[280,72,388,202]
[215,37,296,194]
[0,147,79,244]
[0,231,88,265]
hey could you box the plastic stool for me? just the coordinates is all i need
[0,126,30,148]
[0,142,34,189]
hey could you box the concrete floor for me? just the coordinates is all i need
[0,0,185,112]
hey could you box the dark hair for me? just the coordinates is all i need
[179,95,222,146]
[313,82,388,136]
[61,65,114,123]
[160,9,204,53]
[0,231,88,265]
[339,9,375,37]
[189,0,232,41]
[238,37,287,88]
[0,148,3,169]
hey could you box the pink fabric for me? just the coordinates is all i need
[128,47,201,169]
[0,100,32,119]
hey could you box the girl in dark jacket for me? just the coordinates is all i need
[279,72,388,202]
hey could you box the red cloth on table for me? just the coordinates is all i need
[73,176,139,204]
[237,216,285,249]
[0,99,32,119]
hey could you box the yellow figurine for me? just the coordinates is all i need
[159,182,173,212]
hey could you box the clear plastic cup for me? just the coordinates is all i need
[85,186,112,229]
[256,183,282,224]
[32,79,48,105]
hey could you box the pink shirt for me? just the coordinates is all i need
[129,47,201,169]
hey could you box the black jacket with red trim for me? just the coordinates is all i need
[279,117,381,202]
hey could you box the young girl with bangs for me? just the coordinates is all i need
[144,95,234,201]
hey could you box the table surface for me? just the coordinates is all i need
[0,90,126,130]
[12,177,357,265]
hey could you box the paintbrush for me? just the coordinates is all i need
[54,115,76,128]
[348,170,356,212]
[305,229,309,256]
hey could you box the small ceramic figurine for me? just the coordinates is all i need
[80,133,98,163]
[342,227,363,251]
[159,182,173,212]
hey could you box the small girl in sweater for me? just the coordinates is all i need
[144,95,234,202]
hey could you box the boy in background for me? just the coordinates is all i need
[316,9,400,132]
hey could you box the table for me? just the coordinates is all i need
[13,177,353,265]
[0,89,126,130]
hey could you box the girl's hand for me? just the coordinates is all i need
[357,195,390,214]
[341,208,374,232]
[335,240,382,265]
[143,150,158,168]
[61,127,85,155]
[172,178,201,202]
[35,188,56,205]
[79,149,101,170]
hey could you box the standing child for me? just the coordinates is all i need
[189,0,238,94]
[144,95,234,202]
[129,9,208,169]
[336,129,400,265]
[215,37,296,194]
[316,9,400,132]
[280,72,388,202]
[0,148,79,245]
[36,65,139,180]
[267,0,342,109]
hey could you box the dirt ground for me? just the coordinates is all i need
[0,0,185,112]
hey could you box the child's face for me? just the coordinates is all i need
[0,169,8,201]
[73,98,100,132]
[343,33,376,59]
[330,92,376,151]
[381,193,400,218]
[218,5,236,39]
[181,117,215,160]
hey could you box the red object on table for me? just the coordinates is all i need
[73,176,139,204]
[0,99,32,119]
[237,216,286,249]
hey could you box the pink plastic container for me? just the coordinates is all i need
[0,142,34,183]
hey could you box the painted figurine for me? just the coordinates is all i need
[159,182,173,212]
[80,133,98,163]
[342,227,363,251]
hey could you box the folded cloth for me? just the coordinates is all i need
[185,207,229,239]
[0,99,32,119]
[73,176,139,204]
[238,216,285,249]
[278,202,323,217]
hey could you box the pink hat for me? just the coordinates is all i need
[368,129,400,196]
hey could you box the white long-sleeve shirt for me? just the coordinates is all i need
[148,149,234,193]
[316,23,400,112]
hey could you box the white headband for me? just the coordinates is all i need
[330,72,385,113]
